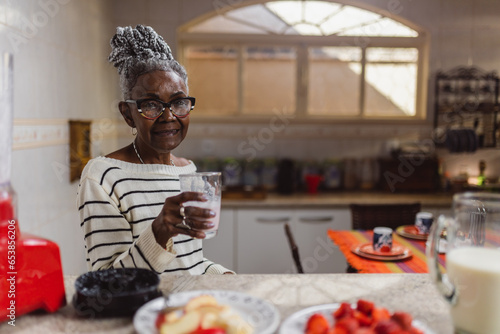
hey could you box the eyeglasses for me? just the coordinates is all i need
[125,97,195,119]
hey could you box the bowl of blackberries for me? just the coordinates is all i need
[73,268,162,317]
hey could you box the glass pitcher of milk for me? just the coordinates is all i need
[427,192,500,334]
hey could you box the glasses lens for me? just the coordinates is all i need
[139,100,163,118]
[170,98,192,117]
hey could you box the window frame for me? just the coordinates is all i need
[177,4,429,124]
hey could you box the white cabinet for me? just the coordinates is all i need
[202,209,235,271]
[293,208,351,273]
[235,208,351,274]
[236,209,295,274]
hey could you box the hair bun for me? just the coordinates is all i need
[108,25,173,76]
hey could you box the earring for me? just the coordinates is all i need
[131,127,137,136]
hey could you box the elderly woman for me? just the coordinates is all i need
[77,25,232,275]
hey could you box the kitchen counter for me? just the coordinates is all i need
[2,273,453,334]
[222,191,454,208]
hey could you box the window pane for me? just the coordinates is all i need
[338,18,418,37]
[187,15,265,34]
[242,47,296,115]
[226,4,289,34]
[321,6,381,35]
[308,47,361,116]
[364,48,418,117]
[185,46,238,115]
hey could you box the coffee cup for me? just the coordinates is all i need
[179,172,222,239]
[415,212,433,234]
[427,192,500,334]
[373,227,393,252]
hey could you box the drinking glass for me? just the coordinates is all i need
[427,192,500,334]
[179,172,222,239]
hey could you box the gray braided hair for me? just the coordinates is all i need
[108,25,188,99]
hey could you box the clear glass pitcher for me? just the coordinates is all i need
[427,192,500,334]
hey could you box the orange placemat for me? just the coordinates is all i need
[328,230,446,273]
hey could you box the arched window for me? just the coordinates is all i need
[178,1,428,121]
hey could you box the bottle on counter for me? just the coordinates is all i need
[343,158,358,190]
[242,159,262,188]
[222,158,243,187]
[261,158,278,191]
[322,158,342,191]
[276,158,296,195]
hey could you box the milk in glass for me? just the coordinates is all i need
[183,200,220,238]
[447,247,500,334]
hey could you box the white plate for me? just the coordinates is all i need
[134,290,280,334]
[279,303,435,334]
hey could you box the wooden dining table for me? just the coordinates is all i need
[328,229,446,274]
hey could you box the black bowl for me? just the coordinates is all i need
[73,268,162,317]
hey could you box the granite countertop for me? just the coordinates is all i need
[222,191,454,208]
[2,273,453,334]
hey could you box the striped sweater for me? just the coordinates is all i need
[77,156,232,275]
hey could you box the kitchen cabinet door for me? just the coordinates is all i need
[236,209,296,274]
[202,209,235,272]
[293,208,351,273]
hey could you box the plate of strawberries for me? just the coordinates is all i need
[279,299,434,334]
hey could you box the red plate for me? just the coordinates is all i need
[396,225,428,240]
[357,243,406,256]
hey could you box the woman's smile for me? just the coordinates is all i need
[152,128,181,137]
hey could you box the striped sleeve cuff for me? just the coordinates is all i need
[136,224,177,270]
[205,263,236,275]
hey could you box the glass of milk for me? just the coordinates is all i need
[427,192,500,334]
[179,172,222,239]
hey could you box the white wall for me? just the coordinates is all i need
[2,0,119,275]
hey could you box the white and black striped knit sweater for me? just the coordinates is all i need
[77,156,232,275]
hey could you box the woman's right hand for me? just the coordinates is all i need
[151,191,216,247]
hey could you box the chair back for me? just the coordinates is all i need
[284,223,304,274]
[349,203,421,230]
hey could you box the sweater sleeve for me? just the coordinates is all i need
[77,176,176,272]
[202,258,236,275]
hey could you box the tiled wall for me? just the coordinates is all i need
[2,0,119,275]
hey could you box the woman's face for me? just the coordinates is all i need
[126,70,190,154]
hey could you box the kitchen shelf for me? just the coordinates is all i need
[434,66,499,150]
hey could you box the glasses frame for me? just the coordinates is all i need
[125,97,195,119]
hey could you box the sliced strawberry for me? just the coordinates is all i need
[353,328,377,334]
[353,310,373,327]
[391,312,413,330]
[356,300,375,316]
[336,317,360,333]
[155,313,166,329]
[328,327,349,334]
[191,329,226,334]
[373,319,403,334]
[371,307,391,324]
[306,313,331,334]
[380,245,392,253]
[334,303,354,320]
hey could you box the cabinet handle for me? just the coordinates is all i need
[256,217,290,223]
[298,217,334,224]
